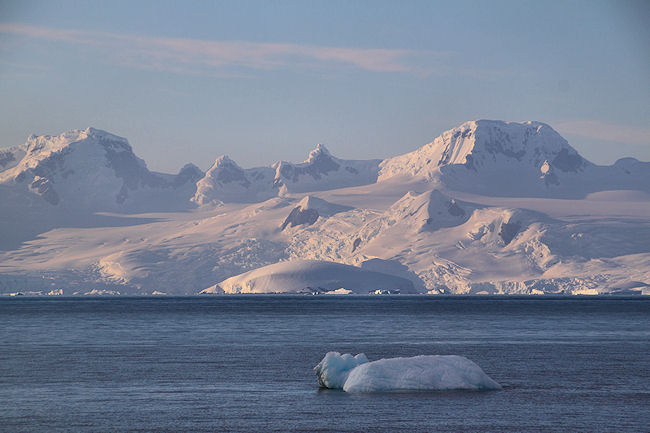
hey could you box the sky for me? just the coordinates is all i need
[0,0,648,173]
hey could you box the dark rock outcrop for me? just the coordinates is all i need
[499,220,521,245]
[281,206,319,230]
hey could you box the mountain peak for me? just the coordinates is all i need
[22,127,131,157]
[436,119,573,166]
[306,143,332,162]
[178,162,202,174]
[204,155,247,182]
[81,127,125,141]
[295,195,352,214]
[379,119,587,183]
[192,154,275,205]
[212,155,239,167]
[1,127,200,209]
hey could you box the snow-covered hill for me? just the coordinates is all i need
[0,120,648,296]
[201,260,415,294]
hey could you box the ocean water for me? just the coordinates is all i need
[0,296,648,432]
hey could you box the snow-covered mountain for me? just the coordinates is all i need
[192,155,276,204]
[0,128,203,211]
[380,120,649,197]
[272,144,380,194]
[1,120,648,296]
[193,144,380,204]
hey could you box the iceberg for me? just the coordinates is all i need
[314,352,501,392]
[315,352,369,389]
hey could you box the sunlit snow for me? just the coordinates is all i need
[1,120,648,295]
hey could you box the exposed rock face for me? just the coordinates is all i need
[172,164,204,188]
[281,206,319,230]
[29,176,59,205]
[107,139,167,204]
[351,237,362,253]
[447,200,465,217]
[280,195,352,230]
[499,220,521,245]
[0,150,16,168]
[551,148,585,172]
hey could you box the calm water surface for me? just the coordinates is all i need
[1,296,648,432]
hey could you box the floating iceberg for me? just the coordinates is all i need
[314,352,501,392]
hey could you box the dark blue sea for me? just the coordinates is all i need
[1,296,648,432]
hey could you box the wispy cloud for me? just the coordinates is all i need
[0,23,427,75]
[0,57,50,79]
[554,120,650,145]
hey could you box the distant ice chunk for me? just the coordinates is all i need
[81,289,121,296]
[323,288,353,295]
[314,352,501,392]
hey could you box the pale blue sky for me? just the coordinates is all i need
[1,0,648,172]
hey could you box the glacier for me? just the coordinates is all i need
[314,352,501,392]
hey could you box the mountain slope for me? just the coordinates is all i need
[379,120,649,198]
[280,195,353,230]
[286,188,649,294]
[0,128,203,211]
